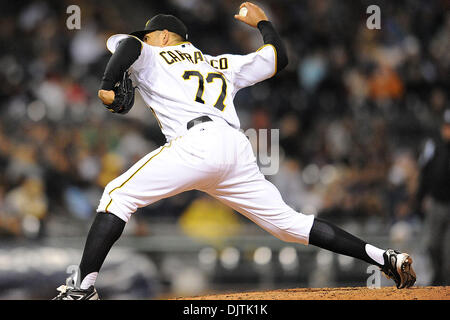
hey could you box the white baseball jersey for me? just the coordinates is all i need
[106,34,277,141]
[98,34,315,246]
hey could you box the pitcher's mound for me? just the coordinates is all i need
[176,286,449,300]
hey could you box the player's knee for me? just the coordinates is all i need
[271,212,314,245]
[98,189,135,223]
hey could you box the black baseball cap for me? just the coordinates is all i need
[130,14,188,41]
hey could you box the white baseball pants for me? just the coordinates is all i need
[97,121,315,245]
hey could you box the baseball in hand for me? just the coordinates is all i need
[239,7,248,17]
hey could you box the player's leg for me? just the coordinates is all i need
[209,174,385,265]
[53,211,123,300]
[308,217,415,288]
[206,129,415,288]
[54,129,220,299]
[210,175,415,288]
[78,143,184,293]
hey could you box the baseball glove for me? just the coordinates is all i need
[105,71,135,114]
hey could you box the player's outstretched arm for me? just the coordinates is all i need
[234,2,288,73]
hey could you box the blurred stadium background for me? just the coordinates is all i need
[0,0,449,299]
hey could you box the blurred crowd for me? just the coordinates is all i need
[0,0,449,243]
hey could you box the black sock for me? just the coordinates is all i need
[79,212,126,284]
[309,218,384,267]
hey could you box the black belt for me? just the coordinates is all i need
[187,116,212,129]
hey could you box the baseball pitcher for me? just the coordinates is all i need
[53,2,415,299]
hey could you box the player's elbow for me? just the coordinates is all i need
[271,43,288,74]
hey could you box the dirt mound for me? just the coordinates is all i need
[177,286,449,300]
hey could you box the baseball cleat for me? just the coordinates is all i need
[380,249,416,289]
[52,285,99,300]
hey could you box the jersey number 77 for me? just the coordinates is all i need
[182,70,227,111]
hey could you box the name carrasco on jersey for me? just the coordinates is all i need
[159,49,229,70]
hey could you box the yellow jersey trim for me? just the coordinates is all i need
[149,107,163,129]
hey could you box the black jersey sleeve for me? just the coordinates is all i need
[257,20,288,73]
[100,37,142,90]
